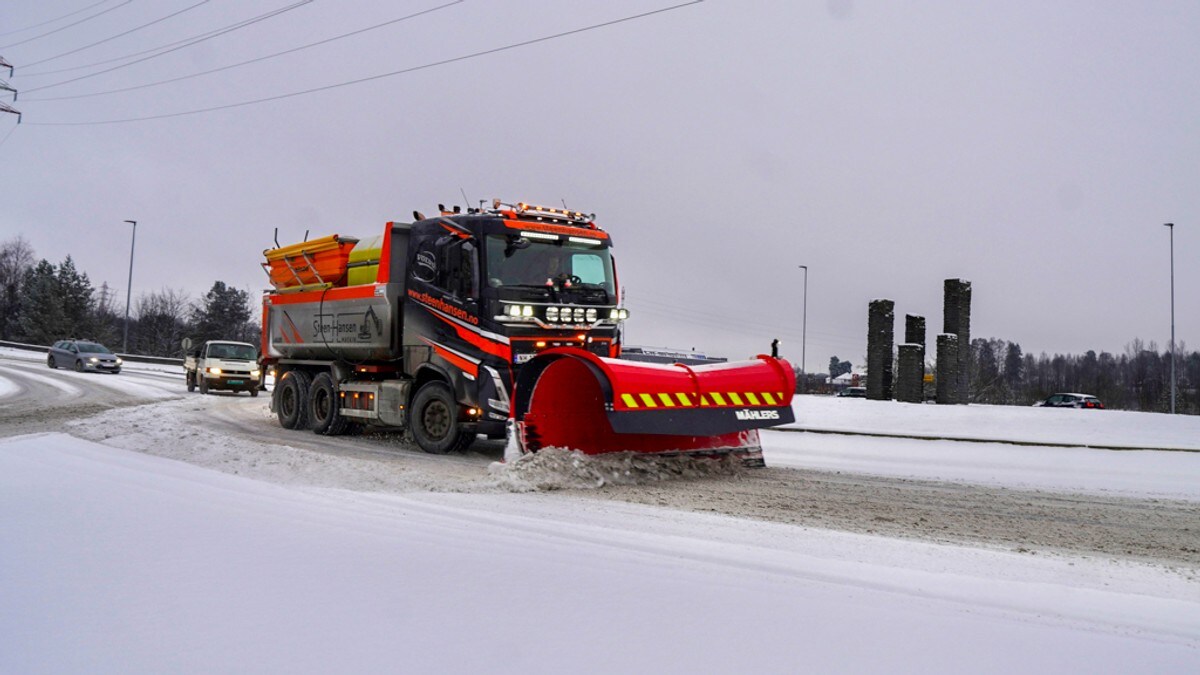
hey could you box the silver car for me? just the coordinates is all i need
[1033,392,1104,409]
[47,339,123,373]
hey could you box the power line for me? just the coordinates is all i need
[20,0,313,95]
[24,0,464,102]
[0,1,133,50]
[0,0,113,38]
[22,0,213,69]
[26,0,705,126]
[19,1,312,78]
[0,122,17,151]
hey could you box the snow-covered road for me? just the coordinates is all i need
[1,346,1198,672]
[2,433,1197,674]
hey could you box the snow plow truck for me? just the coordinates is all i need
[260,200,795,465]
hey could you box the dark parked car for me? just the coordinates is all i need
[47,339,122,374]
[1033,393,1104,409]
[837,386,867,398]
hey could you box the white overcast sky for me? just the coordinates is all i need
[0,0,1195,369]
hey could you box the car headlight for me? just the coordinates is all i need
[546,306,559,322]
[89,357,99,363]
[208,367,222,375]
[116,358,123,365]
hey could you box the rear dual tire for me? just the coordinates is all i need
[276,370,311,429]
[309,372,349,435]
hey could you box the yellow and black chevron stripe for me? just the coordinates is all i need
[618,391,786,409]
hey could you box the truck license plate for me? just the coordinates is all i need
[228,380,244,385]
[514,353,534,364]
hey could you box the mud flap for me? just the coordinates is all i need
[512,349,795,466]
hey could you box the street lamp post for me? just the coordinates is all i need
[799,265,808,394]
[1165,222,1176,414]
[123,220,137,354]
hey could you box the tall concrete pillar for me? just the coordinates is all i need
[867,299,895,400]
[905,314,926,353]
[897,344,924,403]
[943,279,972,404]
[936,333,959,404]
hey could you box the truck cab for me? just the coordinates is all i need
[401,203,625,439]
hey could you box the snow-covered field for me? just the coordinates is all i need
[768,397,1200,501]
[1,346,1199,673]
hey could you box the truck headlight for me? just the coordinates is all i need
[573,307,585,322]
[251,370,261,378]
[208,367,222,375]
[522,305,533,317]
[586,308,597,322]
[546,306,559,322]
[506,304,521,317]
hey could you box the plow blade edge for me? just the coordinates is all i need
[512,349,796,465]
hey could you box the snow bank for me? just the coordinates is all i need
[489,447,744,491]
[788,395,1200,450]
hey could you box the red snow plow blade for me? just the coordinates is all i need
[512,348,796,467]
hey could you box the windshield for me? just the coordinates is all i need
[209,343,257,360]
[76,342,112,354]
[485,235,614,294]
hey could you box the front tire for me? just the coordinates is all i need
[410,381,464,454]
[47,355,57,369]
[74,360,83,372]
[308,372,349,435]
[276,370,312,429]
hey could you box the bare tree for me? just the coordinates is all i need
[0,236,34,340]
[133,288,192,356]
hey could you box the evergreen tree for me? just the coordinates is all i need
[16,260,68,344]
[191,282,253,344]
[57,256,95,338]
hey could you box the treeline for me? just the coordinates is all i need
[0,236,258,357]
[967,337,1199,414]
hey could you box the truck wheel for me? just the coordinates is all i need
[249,386,259,397]
[411,382,463,454]
[187,372,196,393]
[308,372,350,435]
[276,370,311,429]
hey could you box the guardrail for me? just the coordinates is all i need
[0,340,184,367]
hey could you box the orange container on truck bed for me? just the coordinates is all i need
[262,234,358,291]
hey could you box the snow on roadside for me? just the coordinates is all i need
[789,395,1200,450]
[763,430,1200,501]
[489,447,745,490]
